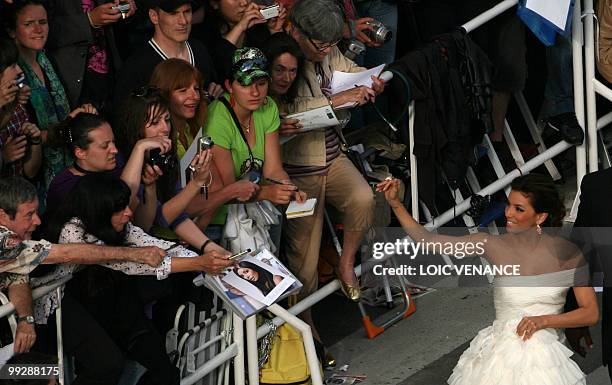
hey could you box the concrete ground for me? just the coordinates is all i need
[324,287,608,385]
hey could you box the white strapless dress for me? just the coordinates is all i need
[448,266,589,385]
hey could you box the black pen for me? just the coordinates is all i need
[266,178,300,191]
[164,243,182,253]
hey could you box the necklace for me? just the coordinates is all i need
[240,115,253,134]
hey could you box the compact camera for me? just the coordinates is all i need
[343,39,366,60]
[14,73,25,89]
[365,20,392,45]
[198,136,214,153]
[148,149,176,171]
[260,4,280,20]
[112,1,130,18]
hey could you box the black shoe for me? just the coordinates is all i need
[313,339,336,369]
[546,112,584,145]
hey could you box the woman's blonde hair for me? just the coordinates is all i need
[149,58,208,139]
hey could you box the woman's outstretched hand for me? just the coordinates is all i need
[376,178,402,208]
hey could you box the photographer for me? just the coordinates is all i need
[115,85,229,254]
[0,38,41,180]
[192,0,287,77]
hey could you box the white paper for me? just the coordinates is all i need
[179,129,203,188]
[286,105,339,131]
[0,343,13,365]
[525,0,571,30]
[286,198,317,216]
[330,64,385,94]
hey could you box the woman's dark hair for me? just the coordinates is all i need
[510,173,565,227]
[55,113,107,158]
[3,0,45,34]
[263,32,304,103]
[0,37,18,74]
[236,261,276,296]
[115,86,177,204]
[47,174,130,245]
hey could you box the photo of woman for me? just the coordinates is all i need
[235,260,283,296]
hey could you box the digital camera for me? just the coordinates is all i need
[260,4,280,19]
[148,149,176,171]
[14,73,25,89]
[198,136,214,152]
[343,39,366,60]
[365,20,392,45]
[112,1,130,18]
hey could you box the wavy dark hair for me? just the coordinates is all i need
[510,173,565,227]
[47,174,130,245]
[3,0,46,34]
[262,32,304,104]
[115,86,177,204]
[49,113,108,158]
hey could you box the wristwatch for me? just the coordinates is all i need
[16,315,35,324]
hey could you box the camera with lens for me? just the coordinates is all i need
[112,1,130,18]
[198,136,214,152]
[147,149,176,171]
[365,20,392,45]
[343,39,366,60]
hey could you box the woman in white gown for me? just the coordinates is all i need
[376,174,599,385]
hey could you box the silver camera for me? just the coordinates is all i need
[14,73,25,89]
[198,136,214,152]
[112,1,130,18]
[365,20,392,45]
[343,39,366,60]
[260,4,280,19]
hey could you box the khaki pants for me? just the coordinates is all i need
[284,154,375,297]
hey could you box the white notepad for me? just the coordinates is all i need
[286,198,317,219]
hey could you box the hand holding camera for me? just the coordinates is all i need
[353,18,392,47]
[88,1,128,27]
[236,3,267,32]
[188,148,213,186]
[20,122,41,146]
[0,78,20,108]
[262,3,286,34]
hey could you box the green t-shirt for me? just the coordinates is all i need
[205,94,280,223]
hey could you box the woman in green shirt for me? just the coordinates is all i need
[205,47,306,224]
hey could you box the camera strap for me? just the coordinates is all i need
[219,97,256,163]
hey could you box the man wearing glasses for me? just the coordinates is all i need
[279,0,385,354]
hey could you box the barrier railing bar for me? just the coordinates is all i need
[573,0,588,186]
[426,140,572,229]
[584,0,599,171]
[0,276,72,319]
[461,0,519,33]
[180,342,239,385]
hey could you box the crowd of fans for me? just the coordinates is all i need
[0,0,591,383]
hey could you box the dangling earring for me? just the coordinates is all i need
[536,223,542,235]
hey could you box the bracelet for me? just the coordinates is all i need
[200,239,212,254]
[326,95,334,108]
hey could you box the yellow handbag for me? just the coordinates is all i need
[259,323,313,385]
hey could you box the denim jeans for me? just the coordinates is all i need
[541,35,575,119]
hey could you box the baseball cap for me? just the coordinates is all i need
[231,47,270,86]
[147,0,194,12]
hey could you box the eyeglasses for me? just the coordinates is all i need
[308,37,340,53]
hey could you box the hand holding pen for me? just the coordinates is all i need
[265,178,307,203]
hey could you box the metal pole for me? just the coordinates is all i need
[573,0,587,184]
[266,304,323,385]
[427,141,572,229]
[246,316,259,385]
[233,313,245,385]
[584,0,598,171]
[408,102,419,221]
[461,0,518,33]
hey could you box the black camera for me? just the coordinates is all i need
[148,149,176,171]
[198,136,214,152]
